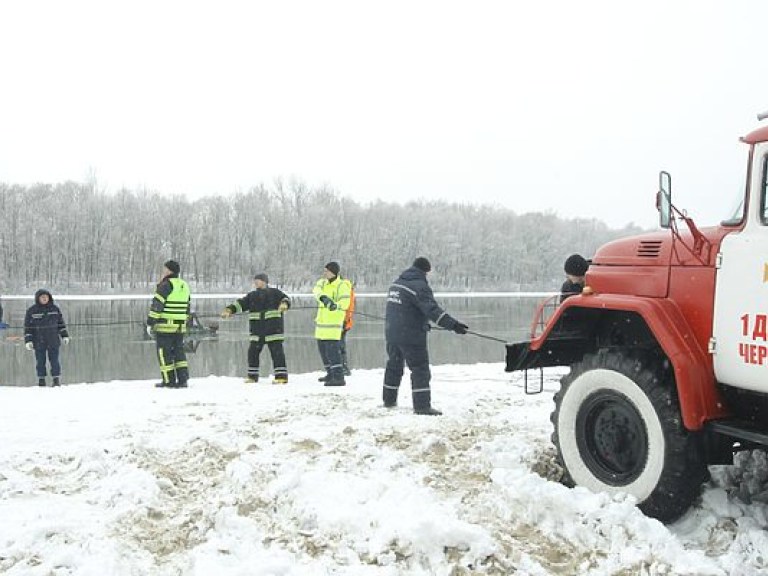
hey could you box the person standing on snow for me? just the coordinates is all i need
[147,260,191,388]
[383,257,468,415]
[339,277,356,376]
[313,261,352,386]
[23,289,70,387]
[221,273,291,384]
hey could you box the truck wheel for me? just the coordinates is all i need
[551,351,706,522]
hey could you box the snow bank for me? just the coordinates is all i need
[1,365,767,575]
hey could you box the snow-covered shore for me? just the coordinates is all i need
[1,365,767,575]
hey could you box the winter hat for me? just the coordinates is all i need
[164,260,181,275]
[564,254,589,276]
[253,273,269,284]
[412,257,432,273]
[325,261,340,276]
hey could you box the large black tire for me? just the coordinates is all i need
[551,350,707,522]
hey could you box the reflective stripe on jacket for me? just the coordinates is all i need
[312,276,351,340]
[148,276,191,333]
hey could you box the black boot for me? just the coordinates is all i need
[414,407,442,416]
[38,378,46,387]
[318,374,329,382]
[324,378,346,387]
[383,386,399,408]
[52,377,61,387]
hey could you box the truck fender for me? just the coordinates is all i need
[531,294,726,430]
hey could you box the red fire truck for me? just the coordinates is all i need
[506,114,768,522]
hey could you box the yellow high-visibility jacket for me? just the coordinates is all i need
[312,276,351,340]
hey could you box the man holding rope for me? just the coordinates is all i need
[383,257,468,415]
[221,273,291,384]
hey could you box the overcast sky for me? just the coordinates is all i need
[2,0,767,228]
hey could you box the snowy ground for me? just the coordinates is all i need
[1,365,768,576]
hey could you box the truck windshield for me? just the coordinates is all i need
[721,192,745,226]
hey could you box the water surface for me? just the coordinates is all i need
[0,295,544,385]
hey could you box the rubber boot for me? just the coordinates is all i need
[324,377,346,387]
[414,407,442,416]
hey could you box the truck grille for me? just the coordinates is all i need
[637,240,663,258]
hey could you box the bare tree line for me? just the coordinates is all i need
[0,180,643,293]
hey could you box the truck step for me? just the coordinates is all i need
[705,418,768,447]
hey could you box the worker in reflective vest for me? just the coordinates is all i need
[339,278,355,376]
[147,260,191,388]
[313,261,351,386]
[221,272,291,384]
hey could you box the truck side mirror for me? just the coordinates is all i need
[658,171,672,229]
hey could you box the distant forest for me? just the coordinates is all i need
[0,180,644,293]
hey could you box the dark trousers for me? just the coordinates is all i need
[247,339,287,379]
[339,329,351,374]
[156,333,189,385]
[383,342,432,410]
[34,345,61,378]
[317,339,344,380]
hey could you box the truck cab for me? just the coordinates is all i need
[505,117,768,522]
[712,125,768,397]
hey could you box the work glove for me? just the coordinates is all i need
[62,337,70,345]
[319,295,337,311]
[278,301,289,313]
[25,342,34,351]
[221,309,232,319]
[453,322,469,335]
[146,325,154,338]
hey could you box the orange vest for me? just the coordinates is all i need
[344,282,356,331]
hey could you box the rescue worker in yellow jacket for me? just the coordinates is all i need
[147,260,191,388]
[313,261,352,386]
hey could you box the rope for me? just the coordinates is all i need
[0,303,511,346]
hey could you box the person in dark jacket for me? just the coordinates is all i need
[560,254,589,303]
[221,273,291,384]
[147,260,191,388]
[383,257,468,415]
[24,289,70,386]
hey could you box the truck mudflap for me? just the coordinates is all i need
[505,333,590,372]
